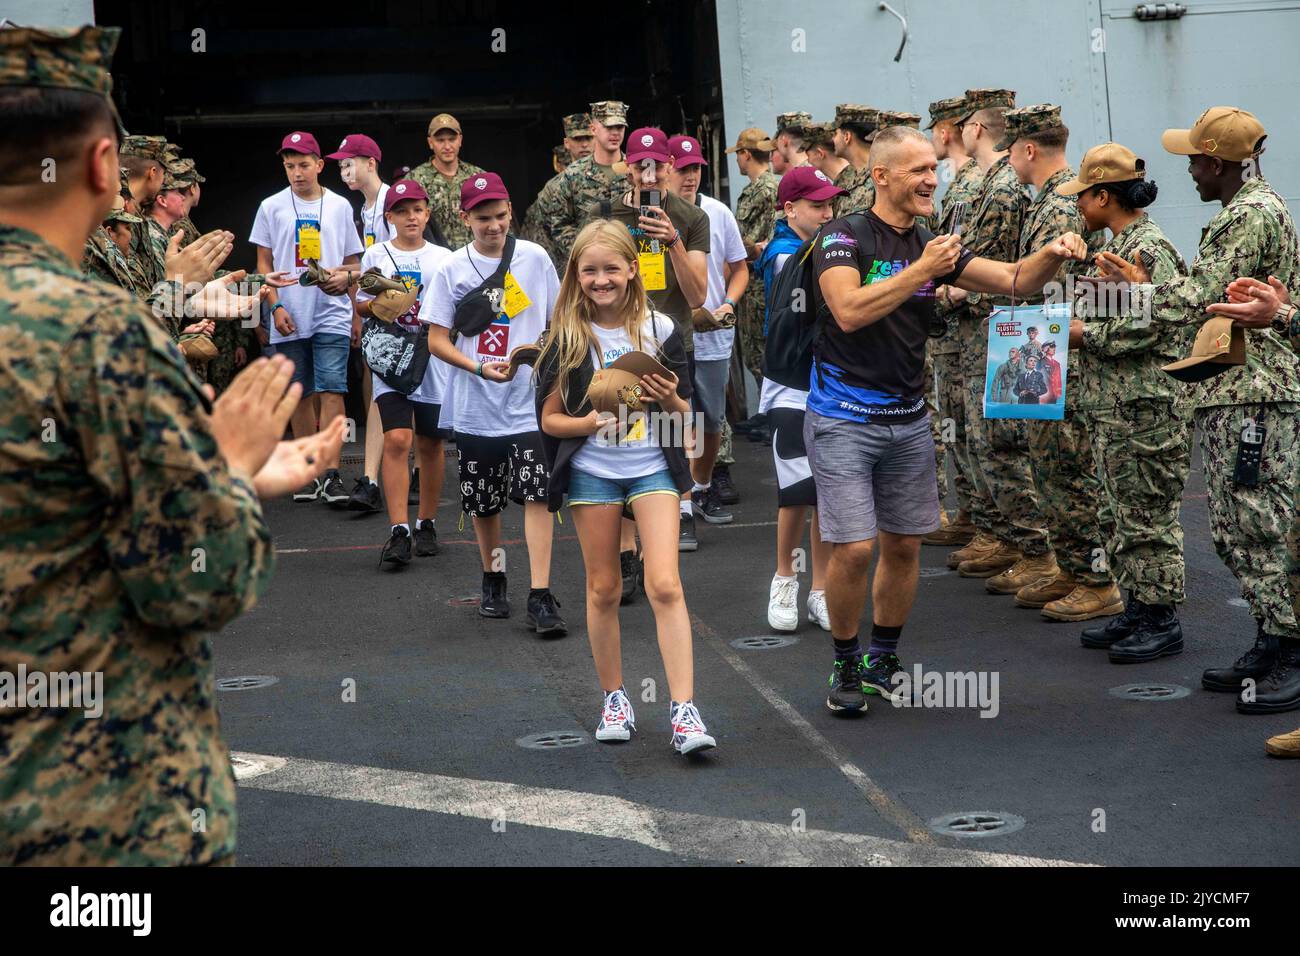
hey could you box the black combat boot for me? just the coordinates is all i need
[1108,602,1183,664]
[1081,591,1139,648]
[1236,640,1300,715]
[1202,625,1279,692]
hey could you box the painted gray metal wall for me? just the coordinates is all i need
[717,0,1300,260]
[0,0,95,26]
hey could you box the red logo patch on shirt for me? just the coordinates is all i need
[479,320,510,358]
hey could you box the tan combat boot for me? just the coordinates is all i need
[1265,727,1300,758]
[1041,582,1124,622]
[958,542,1022,579]
[985,553,1059,595]
[923,510,977,547]
[1015,570,1077,608]
[947,531,997,570]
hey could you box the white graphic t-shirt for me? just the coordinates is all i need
[693,193,747,361]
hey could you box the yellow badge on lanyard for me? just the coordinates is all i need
[296,220,321,261]
[502,271,532,318]
[365,233,376,248]
[638,251,666,291]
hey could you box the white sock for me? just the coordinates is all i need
[692,481,710,493]
[774,573,797,582]
[417,517,435,529]
[679,499,692,515]
[392,523,410,534]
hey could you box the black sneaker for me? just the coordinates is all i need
[347,476,382,513]
[320,469,348,507]
[863,652,908,702]
[413,521,439,557]
[294,478,322,502]
[408,467,420,505]
[620,550,641,605]
[734,412,767,436]
[692,485,734,525]
[678,511,699,552]
[713,466,739,506]
[380,526,412,567]
[826,655,868,713]
[480,572,510,618]
[526,589,568,637]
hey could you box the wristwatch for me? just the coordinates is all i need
[1269,303,1297,336]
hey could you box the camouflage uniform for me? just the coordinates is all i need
[175,214,201,248]
[81,225,135,289]
[522,170,568,271]
[406,158,485,250]
[1077,214,1190,604]
[932,156,985,516]
[1014,157,1112,586]
[959,155,1037,552]
[734,168,778,385]
[537,154,627,266]
[0,22,275,866]
[1123,175,1300,635]
[835,164,875,216]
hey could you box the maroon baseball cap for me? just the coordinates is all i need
[326,133,382,162]
[277,131,321,156]
[625,127,672,164]
[384,179,429,213]
[667,134,708,168]
[460,171,510,211]
[777,166,846,206]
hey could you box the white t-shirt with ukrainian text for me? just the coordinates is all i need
[356,239,452,404]
[358,183,395,249]
[423,238,560,437]
[249,186,364,343]
[692,193,747,362]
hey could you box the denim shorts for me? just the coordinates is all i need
[276,332,351,394]
[567,468,679,507]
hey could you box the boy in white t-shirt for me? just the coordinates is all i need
[324,133,394,515]
[666,134,749,529]
[250,130,365,504]
[354,180,452,567]
[425,172,566,634]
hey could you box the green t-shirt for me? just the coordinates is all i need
[608,190,710,350]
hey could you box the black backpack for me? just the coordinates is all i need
[762,212,942,390]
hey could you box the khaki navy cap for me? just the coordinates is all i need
[725,127,775,153]
[590,101,629,126]
[775,111,813,136]
[428,112,461,135]
[959,88,1016,123]
[1161,106,1266,163]
[120,134,168,162]
[1056,143,1145,196]
[995,104,1063,151]
[0,24,127,137]
[1162,317,1246,381]
[587,351,675,414]
[927,95,968,129]
[563,112,592,137]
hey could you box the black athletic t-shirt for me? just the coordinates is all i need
[809,211,973,424]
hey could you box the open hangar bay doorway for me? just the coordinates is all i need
[96,0,728,275]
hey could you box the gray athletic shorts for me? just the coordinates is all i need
[803,410,940,542]
[691,357,730,433]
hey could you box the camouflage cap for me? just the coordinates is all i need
[927,95,968,129]
[168,157,205,186]
[959,88,1016,123]
[563,112,592,137]
[879,110,922,130]
[775,111,813,136]
[552,144,570,175]
[833,104,882,132]
[802,122,837,150]
[120,134,168,162]
[590,101,629,126]
[104,192,140,225]
[0,24,127,136]
[117,166,132,199]
[162,141,182,165]
[995,104,1063,151]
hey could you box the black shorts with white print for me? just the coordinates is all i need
[453,430,549,517]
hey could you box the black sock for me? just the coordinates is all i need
[833,635,861,660]
[868,624,902,658]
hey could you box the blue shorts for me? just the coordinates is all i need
[277,332,351,394]
[568,468,679,508]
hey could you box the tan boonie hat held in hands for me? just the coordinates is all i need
[590,101,629,126]
[1057,143,1145,196]
[725,127,774,153]
[428,112,461,135]
[927,96,968,129]
[1161,107,1266,163]
[1162,317,1246,381]
[995,104,1063,151]
[960,88,1016,123]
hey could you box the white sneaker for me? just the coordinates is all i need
[670,701,716,754]
[595,687,635,742]
[767,575,799,632]
[807,589,831,631]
